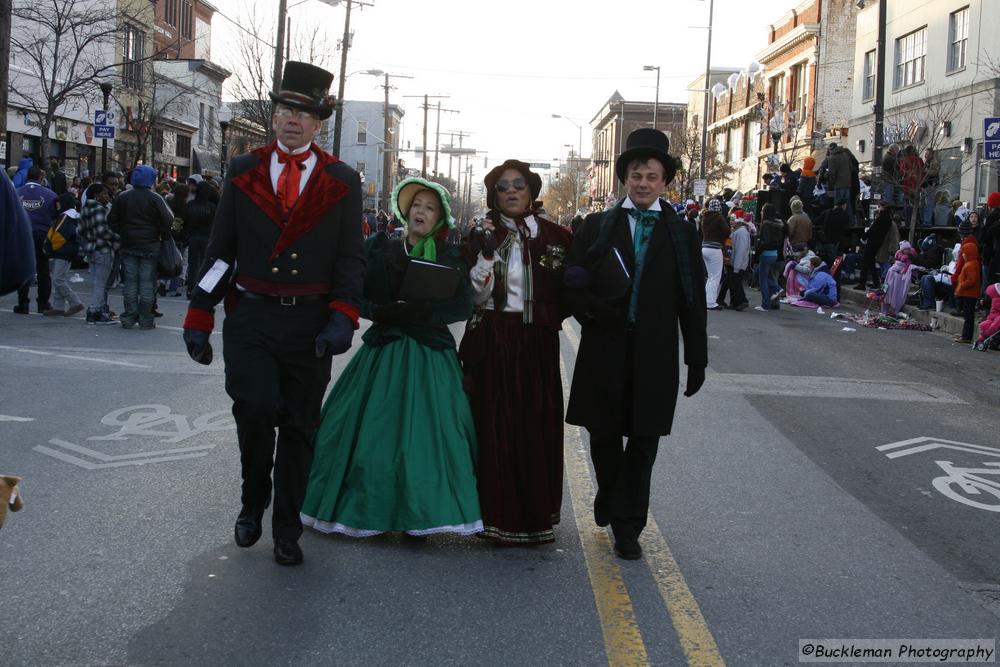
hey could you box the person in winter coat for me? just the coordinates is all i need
[754,203,788,311]
[1,170,36,297]
[796,156,817,210]
[700,201,730,309]
[954,243,981,343]
[976,282,1000,345]
[802,256,838,306]
[11,158,32,188]
[855,202,893,289]
[786,197,812,254]
[779,163,799,192]
[108,164,173,329]
[78,183,119,324]
[882,240,917,316]
[182,180,219,299]
[14,165,57,313]
[817,201,850,265]
[45,193,85,317]
[726,213,752,310]
[826,144,858,224]
[981,192,1000,286]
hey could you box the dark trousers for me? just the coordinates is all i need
[588,432,659,543]
[223,298,332,542]
[857,250,879,287]
[186,235,209,296]
[960,296,977,341]
[728,268,748,307]
[17,233,52,309]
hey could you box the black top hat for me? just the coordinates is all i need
[484,159,543,210]
[615,128,677,185]
[269,61,336,120]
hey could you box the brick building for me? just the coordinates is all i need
[704,0,859,193]
[589,91,686,205]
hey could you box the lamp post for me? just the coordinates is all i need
[219,120,229,178]
[643,65,661,129]
[553,114,585,211]
[698,0,716,198]
[99,82,113,175]
[859,0,888,199]
[376,71,412,210]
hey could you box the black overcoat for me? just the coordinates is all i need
[565,201,707,437]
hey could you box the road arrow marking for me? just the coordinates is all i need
[0,415,35,422]
[34,438,214,470]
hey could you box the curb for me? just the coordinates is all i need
[837,286,968,336]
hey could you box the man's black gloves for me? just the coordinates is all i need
[315,310,355,358]
[684,365,706,397]
[183,329,213,365]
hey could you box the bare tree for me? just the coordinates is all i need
[9,0,150,164]
[224,3,275,137]
[110,65,194,167]
[541,175,578,222]
[672,123,738,199]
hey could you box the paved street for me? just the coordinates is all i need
[2,280,999,666]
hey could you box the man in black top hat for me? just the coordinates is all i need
[182,61,364,566]
[565,128,708,560]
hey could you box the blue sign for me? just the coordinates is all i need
[985,117,1000,160]
[94,125,115,140]
[94,109,116,126]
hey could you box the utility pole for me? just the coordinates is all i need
[0,0,10,166]
[377,71,412,211]
[272,0,287,97]
[331,0,354,156]
[871,0,888,199]
[433,101,459,177]
[698,0,715,202]
[403,94,448,177]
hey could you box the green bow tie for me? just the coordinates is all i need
[629,208,659,226]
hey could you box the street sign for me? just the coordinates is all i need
[693,179,707,197]
[985,117,1000,160]
[0,140,6,161]
[95,109,116,127]
[529,163,550,169]
[94,125,116,140]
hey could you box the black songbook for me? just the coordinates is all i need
[399,259,462,301]
[594,247,632,300]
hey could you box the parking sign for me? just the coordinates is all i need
[985,117,1000,160]
[95,109,116,127]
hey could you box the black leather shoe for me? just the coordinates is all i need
[613,539,642,560]
[234,514,262,548]
[273,538,303,566]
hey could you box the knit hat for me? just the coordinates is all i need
[958,219,973,237]
[899,240,912,251]
[707,198,723,212]
[130,165,156,189]
[801,156,816,177]
[790,198,803,213]
[988,191,1000,208]
[919,234,937,251]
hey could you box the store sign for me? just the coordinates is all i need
[984,117,1000,161]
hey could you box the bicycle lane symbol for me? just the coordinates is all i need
[34,404,235,470]
[877,437,1000,513]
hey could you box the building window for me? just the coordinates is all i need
[121,24,145,91]
[207,106,215,146]
[357,120,367,144]
[153,130,164,154]
[356,161,366,175]
[176,135,191,159]
[894,26,927,89]
[769,73,786,111]
[746,119,760,156]
[862,49,876,101]
[790,62,808,130]
[730,125,743,163]
[948,7,969,72]
[165,0,177,27]
[181,1,193,40]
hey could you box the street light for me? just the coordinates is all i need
[697,0,716,201]
[551,114,583,158]
[99,81,113,175]
[643,65,661,129]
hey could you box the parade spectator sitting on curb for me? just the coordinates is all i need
[976,283,1000,346]
[882,240,917,316]
[954,243,982,344]
[782,249,817,302]
[802,257,839,307]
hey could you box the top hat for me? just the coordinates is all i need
[270,61,336,120]
[615,128,677,185]
[484,159,543,210]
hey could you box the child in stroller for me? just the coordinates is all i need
[974,283,1000,351]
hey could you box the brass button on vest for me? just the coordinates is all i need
[290,269,299,276]
[271,267,279,274]
[290,253,299,260]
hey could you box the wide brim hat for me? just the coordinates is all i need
[391,177,455,228]
[615,128,677,185]
[484,159,542,210]
[269,61,336,121]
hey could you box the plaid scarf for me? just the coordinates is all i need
[491,214,535,324]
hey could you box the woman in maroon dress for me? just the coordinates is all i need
[459,160,572,544]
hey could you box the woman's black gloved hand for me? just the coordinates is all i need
[469,226,496,260]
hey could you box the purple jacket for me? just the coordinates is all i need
[17,182,57,234]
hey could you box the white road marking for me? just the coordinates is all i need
[705,374,964,403]
[879,437,1000,512]
[0,344,150,368]
[877,437,1000,459]
[0,415,35,422]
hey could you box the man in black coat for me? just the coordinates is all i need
[565,129,708,560]
[182,62,364,566]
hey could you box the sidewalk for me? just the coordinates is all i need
[837,285,967,336]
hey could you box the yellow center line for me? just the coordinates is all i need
[559,345,650,667]
[561,324,726,667]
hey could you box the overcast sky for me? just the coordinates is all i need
[209,0,782,177]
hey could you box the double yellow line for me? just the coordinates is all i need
[560,325,725,667]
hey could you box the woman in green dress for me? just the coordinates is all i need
[300,177,482,537]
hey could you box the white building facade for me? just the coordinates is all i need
[845,0,1000,206]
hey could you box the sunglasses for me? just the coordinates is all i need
[495,178,527,193]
